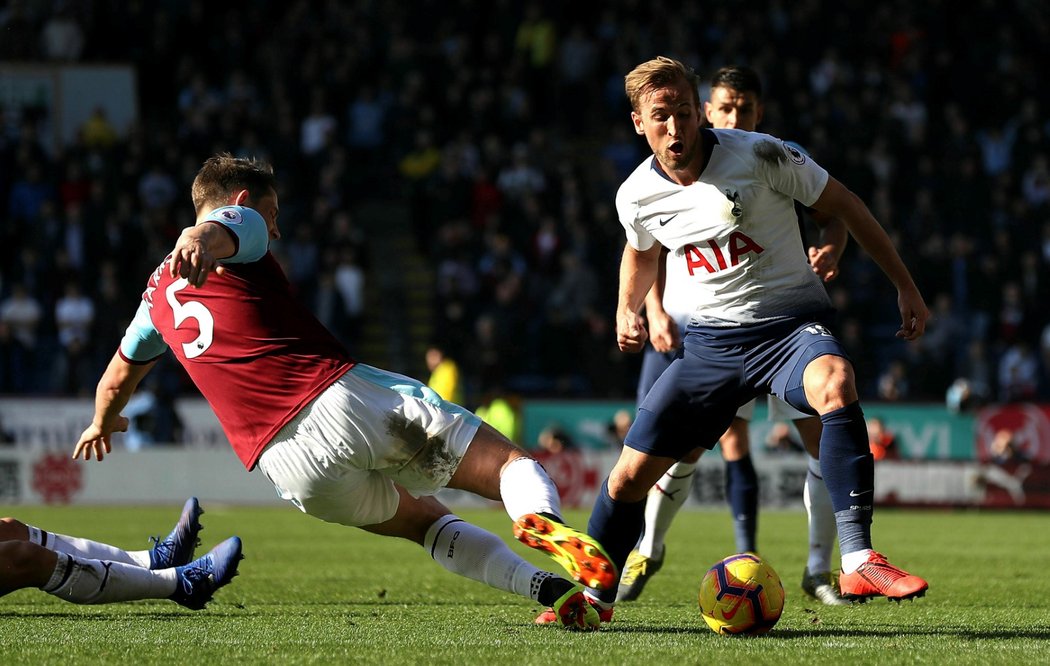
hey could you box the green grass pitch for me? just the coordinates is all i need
[1,504,1047,665]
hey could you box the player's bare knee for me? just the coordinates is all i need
[681,447,704,464]
[803,356,857,413]
[0,517,28,542]
[607,468,653,503]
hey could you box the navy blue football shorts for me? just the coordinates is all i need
[625,311,849,460]
[636,345,679,407]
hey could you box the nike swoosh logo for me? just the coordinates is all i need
[849,489,873,497]
[659,213,678,226]
[720,593,747,620]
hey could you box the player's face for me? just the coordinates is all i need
[245,188,281,241]
[704,85,763,131]
[631,80,701,174]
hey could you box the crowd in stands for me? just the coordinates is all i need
[1,0,1049,414]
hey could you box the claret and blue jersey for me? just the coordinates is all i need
[117,205,354,470]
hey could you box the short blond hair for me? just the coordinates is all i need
[624,56,700,113]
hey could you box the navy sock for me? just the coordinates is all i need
[819,401,873,554]
[724,455,758,553]
[587,478,646,603]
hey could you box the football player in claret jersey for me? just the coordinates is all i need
[575,56,929,622]
[72,154,615,631]
[0,498,242,610]
[617,66,850,607]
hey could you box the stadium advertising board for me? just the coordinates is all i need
[522,401,978,459]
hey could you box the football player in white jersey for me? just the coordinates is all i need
[617,66,849,606]
[575,56,928,622]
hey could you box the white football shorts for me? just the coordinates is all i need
[257,364,482,527]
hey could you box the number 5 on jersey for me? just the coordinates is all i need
[166,279,215,358]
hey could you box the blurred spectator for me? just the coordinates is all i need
[122,377,185,450]
[41,3,84,61]
[877,360,910,402]
[53,281,94,395]
[399,130,441,182]
[8,161,52,224]
[0,283,42,392]
[137,164,178,211]
[989,428,1030,465]
[604,407,634,449]
[765,422,804,456]
[79,108,118,150]
[347,86,387,156]
[425,345,462,405]
[1021,154,1050,208]
[998,340,1040,403]
[300,89,337,157]
[496,143,546,200]
[605,409,632,449]
[536,426,575,456]
[867,417,899,461]
[475,390,519,443]
[58,162,92,210]
[332,245,366,347]
[946,378,988,414]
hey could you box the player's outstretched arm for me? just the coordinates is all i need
[810,177,928,340]
[617,243,662,353]
[73,353,157,462]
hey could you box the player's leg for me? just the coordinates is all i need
[617,444,702,601]
[0,499,202,570]
[446,422,560,516]
[801,353,927,601]
[299,364,614,590]
[601,342,740,610]
[256,377,601,629]
[361,486,599,630]
[719,401,759,554]
[617,347,689,602]
[448,423,616,592]
[638,448,702,560]
[588,445,677,610]
[0,538,239,608]
[0,540,58,595]
[792,415,849,605]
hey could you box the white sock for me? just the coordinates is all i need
[42,553,177,604]
[803,456,836,574]
[498,457,562,522]
[423,514,546,601]
[28,525,151,568]
[841,549,874,574]
[637,461,695,559]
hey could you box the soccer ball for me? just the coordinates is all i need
[698,553,785,635]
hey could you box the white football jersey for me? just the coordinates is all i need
[616,128,832,327]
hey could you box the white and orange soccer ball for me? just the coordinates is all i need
[698,553,785,635]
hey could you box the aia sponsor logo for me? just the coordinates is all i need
[683,232,764,275]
